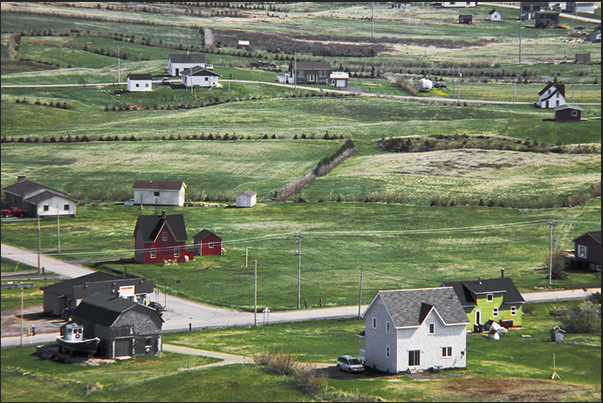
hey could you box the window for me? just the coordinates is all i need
[154,191,160,197]
[408,350,420,366]
[386,347,390,358]
[208,242,214,249]
[493,307,499,317]
[372,317,377,329]
[577,245,587,258]
[174,248,180,258]
[429,323,435,334]
[135,83,140,88]
[43,205,49,211]
[571,110,578,117]
[510,306,517,316]
[205,77,208,81]
[150,248,156,259]
[63,204,69,211]
[441,347,452,357]
[487,294,494,302]
[162,232,168,241]
[386,321,390,333]
[145,83,149,88]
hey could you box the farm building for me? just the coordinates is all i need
[41,272,154,317]
[571,231,601,272]
[359,287,470,374]
[521,2,545,20]
[439,2,477,7]
[193,229,222,256]
[441,275,525,331]
[236,189,257,208]
[288,61,333,85]
[487,9,502,21]
[458,14,473,24]
[330,71,349,88]
[537,82,566,108]
[554,104,584,121]
[549,326,566,342]
[126,73,152,92]
[575,52,591,65]
[68,292,163,359]
[237,40,250,50]
[418,77,433,92]
[132,180,186,207]
[2,175,77,218]
[535,11,559,28]
[167,53,208,77]
[133,210,193,264]
[180,66,222,88]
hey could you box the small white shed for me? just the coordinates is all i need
[127,74,152,92]
[487,9,502,21]
[132,180,187,207]
[330,71,349,88]
[418,78,433,92]
[236,190,257,208]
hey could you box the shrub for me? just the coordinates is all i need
[560,302,601,333]
[294,363,327,395]
[544,249,567,280]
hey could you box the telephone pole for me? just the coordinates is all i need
[371,3,374,38]
[518,7,523,64]
[295,233,303,309]
[37,215,41,274]
[548,220,556,285]
[254,260,258,326]
[358,265,364,320]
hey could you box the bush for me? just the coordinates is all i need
[560,302,601,333]
[294,363,327,395]
[544,249,567,280]
[253,350,296,375]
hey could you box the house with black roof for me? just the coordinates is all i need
[441,276,525,331]
[167,53,208,76]
[537,82,566,109]
[2,175,77,218]
[288,61,333,85]
[571,231,601,272]
[41,272,154,316]
[133,210,193,264]
[126,73,152,92]
[180,65,222,88]
[67,292,163,359]
[359,287,470,374]
[193,229,222,256]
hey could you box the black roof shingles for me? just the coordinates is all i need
[134,214,187,243]
[440,277,525,307]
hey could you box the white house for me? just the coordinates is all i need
[126,73,152,92]
[330,71,349,88]
[132,181,187,207]
[167,53,208,77]
[538,82,567,109]
[487,9,502,21]
[440,2,477,7]
[235,189,257,208]
[360,287,470,374]
[181,66,222,88]
[2,175,77,217]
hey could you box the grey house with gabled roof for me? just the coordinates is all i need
[2,175,77,217]
[288,61,332,84]
[41,271,154,316]
[360,287,470,374]
[167,53,208,76]
[68,292,163,359]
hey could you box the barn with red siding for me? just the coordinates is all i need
[193,229,222,256]
[133,210,193,264]
[555,104,584,121]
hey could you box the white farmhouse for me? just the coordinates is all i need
[167,53,208,77]
[2,175,77,217]
[132,181,187,207]
[126,73,152,92]
[181,66,222,88]
[538,82,567,109]
[235,189,257,208]
[359,287,470,374]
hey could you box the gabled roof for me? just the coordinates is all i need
[364,287,470,328]
[71,292,163,327]
[554,104,584,112]
[488,9,500,15]
[440,277,525,307]
[169,53,207,64]
[40,272,123,293]
[572,231,601,244]
[538,82,565,97]
[292,61,333,70]
[134,213,188,243]
[25,190,74,205]
[2,179,66,198]
[132,181,186,191]
[237,189,257,197]
[181,66,222,77]
[127,73,152,80]
[193,229,221,242]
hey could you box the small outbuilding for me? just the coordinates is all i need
[236,189,257,208]
[459,14,473,24]
[575,52,591,65]
[68,292,163,359]
[132,180,187,207]
[330,71,349,88]
[549,326,565,342]
[535,11,559,28]
[237,40,251,50]
[126,73,152,92]
[554,104,584,122]
[193,229,222,256]
[418,77,433,92]
[487,9,502,21]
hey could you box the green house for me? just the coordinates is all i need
[440,277,525,331]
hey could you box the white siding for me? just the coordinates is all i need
[181,74,220,88]
[168,62,207,76]
[133,189,185,207]
[127,79,152,92]
[36,195,77,217]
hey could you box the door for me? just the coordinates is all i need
[115,338,133,358]
[409,350,420,367]
[475,310,482,325]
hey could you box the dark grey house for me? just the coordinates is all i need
[68,292,163,359]
[41,272,154,316]
[288,61,333,84]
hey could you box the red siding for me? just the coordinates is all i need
[137,226,187,264]
[555,109,581,121]
[197,233,222,256]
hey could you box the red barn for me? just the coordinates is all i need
[133,210,193,264]
[193,229,222,256]
[555,104,584,121]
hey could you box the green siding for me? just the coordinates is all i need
[464,292,522,330]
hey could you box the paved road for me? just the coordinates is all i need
[1,242,600,350]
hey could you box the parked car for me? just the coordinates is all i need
[337,355,364,373]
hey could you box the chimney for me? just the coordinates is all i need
[478,276,482,284]
[501,268,505,278]
[161,209,166,219]
[17,175,26,183]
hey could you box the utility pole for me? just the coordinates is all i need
[294,52,297,89]
[20,287,23,347]
[254,260,258,326]
[358,265,364,320]
[518,7,522,64]
[295,233,303,309]
[56,206,60,253]
[513,79,516,106]
[117,46,120,84]
[245,247,249,268]
[548,220,555,285]
[371,3,374,38]
[457,68,461,103]
[37,215,41,274]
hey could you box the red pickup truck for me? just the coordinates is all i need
[1,206,24,218]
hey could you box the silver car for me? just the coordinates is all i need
[337,355,364,373]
